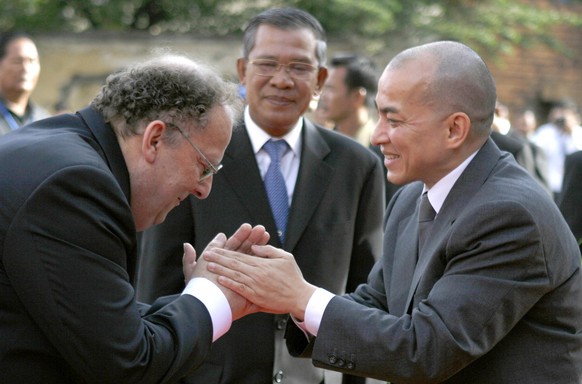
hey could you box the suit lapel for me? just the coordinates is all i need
[284,120,333,251]
[403,139,502,312]
[220,126,282,245]
[389,208,420,316]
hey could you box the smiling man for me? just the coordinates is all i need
[137,7,385,384]
[202,41,582,383]
[0,54,272,383]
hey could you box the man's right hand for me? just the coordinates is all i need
[182,223,270,320]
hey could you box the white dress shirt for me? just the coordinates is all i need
[245,106,302,206]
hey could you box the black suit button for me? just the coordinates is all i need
[328,355,337,364]
[276,318,287,330]
[347,361,354,369]
[337,359,345,367]
[273,370,284,383]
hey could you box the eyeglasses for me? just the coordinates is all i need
[248,59,318,80]
[167,122,223,181]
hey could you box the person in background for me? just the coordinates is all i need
[202,40,582,383]
[316,53,399,203]
[490,101,550,194]
[0,54,270,383]
[531,99,582,200]
[558,149,582,254]
[316,53,378,147]
[511,107,537,139]
[136,7,385,384]
[509,107,551,193]
[0,31,49,135]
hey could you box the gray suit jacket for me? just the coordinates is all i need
[137,119,385,383]
[287,139,582,383]
[0,107,215,383]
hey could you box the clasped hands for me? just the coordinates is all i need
[183,223,316,321]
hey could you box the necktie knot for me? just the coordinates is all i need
[263,139,287,163]
[419,192,436,223]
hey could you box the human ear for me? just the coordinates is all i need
[236,58,247,84]
[446,112,470,149]
[352,87,367,107]
[316,66,328,91]
[142,120,166,163]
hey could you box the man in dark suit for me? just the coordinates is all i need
[136,7,385,384]
[559,150,582,253]
[202,41,582,382]
[0,54,269,383]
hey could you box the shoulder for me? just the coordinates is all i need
[565,150,582,172]
[566,149,582,162]
[491,131,524,156]
[531,124,557,140]
[308,120,379,161]
[28,102,51,121]
[0,120,109,187]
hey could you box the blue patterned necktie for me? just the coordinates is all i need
[263,139,289,244]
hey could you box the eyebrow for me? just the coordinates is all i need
[378,106,399,114]
[254,55,313,63]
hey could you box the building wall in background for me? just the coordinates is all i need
[32,24,581,123]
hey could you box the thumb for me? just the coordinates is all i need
[183,243,197,264]
[208,232,227,248]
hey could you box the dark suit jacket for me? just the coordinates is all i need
[287,139,582,383]
[137,119,385,383]
[559,150,582,253]
[0,107,214,383]
[491,131,551,194]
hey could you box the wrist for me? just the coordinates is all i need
[291,284,317,321]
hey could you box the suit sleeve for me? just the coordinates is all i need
[306,200,557,382]
[3,165,212,383]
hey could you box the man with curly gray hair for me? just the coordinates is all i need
[0,54,269,383]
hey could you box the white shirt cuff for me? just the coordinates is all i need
[304,288,335,337]
[182,277,232,342]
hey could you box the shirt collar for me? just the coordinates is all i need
[244,106,302,156]
[425,150,479,214]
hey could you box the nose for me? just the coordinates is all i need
[269,67,294,86]
[191,178,212,199]
[370,119,388,147]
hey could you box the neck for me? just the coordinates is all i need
[335,108,369,138]
[0,91,30,116]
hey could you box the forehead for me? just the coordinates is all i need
[377,60,435,108]
[3,38,38,59]
[250,24,318,60]
[191,106,233,156]
[327,66,348,84]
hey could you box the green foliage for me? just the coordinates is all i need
[1,0,581,56]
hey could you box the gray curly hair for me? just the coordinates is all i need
[91,54,242,140]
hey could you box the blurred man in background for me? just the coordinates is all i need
[316,53,399,203]
[0,32,49,135]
